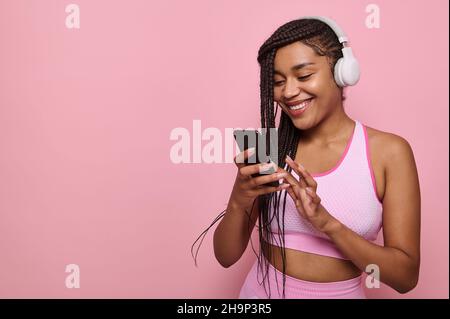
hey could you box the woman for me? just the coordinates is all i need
[211,17,421,299]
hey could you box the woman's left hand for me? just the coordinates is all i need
[282,155,340,234]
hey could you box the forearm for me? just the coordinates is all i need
[213,199,258,268]
[324,220,420,293]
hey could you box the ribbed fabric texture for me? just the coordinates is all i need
[269,120,383,260]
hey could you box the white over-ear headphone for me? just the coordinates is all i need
[301,16,360,87]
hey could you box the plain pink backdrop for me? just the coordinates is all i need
[0,0,448,298]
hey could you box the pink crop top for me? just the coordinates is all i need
[268,120,383,260]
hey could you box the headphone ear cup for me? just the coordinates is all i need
[341,56,360,86]
[334,58,345,87]
[335,47,360,87]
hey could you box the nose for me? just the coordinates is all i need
[282,78,301,100]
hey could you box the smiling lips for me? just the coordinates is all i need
[285,98,314,116]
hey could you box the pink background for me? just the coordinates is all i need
[0,0,448,298]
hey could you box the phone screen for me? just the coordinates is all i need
[233,129,279,187]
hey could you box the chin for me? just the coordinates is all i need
[291,119,313,130]
[280,108,312,130]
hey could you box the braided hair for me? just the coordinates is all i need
[255,18,346,298]
[191,18,346,299]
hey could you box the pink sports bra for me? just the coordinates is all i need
[268,120,383,260]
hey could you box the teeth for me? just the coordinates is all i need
[289,99,312,110]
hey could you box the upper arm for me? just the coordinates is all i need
[381,134,421,265]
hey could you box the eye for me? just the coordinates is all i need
[298,74,313,81]
[274,80,284,86]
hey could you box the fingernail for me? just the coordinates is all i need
[305,187,313,193]
[280,183,291,189]
[285,155,293,162]
[247,147,256,156]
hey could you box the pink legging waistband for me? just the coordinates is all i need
[238,257,366,299]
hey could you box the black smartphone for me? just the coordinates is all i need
[233,129,279,187]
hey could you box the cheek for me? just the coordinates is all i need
[306,81,321,95]
[308,76,333,96]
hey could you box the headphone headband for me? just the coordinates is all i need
[298,15,360,87]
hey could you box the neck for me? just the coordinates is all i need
[301,102,354,145]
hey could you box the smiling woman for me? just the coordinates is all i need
[193,16,420,299]
[272,42,343,121]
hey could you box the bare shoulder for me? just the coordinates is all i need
[364,125,416,170]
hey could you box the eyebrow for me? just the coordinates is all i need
[274,62,315,75]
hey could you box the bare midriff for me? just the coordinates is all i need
[262,242,362,282]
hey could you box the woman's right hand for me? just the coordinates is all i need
[229,147,291,212]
